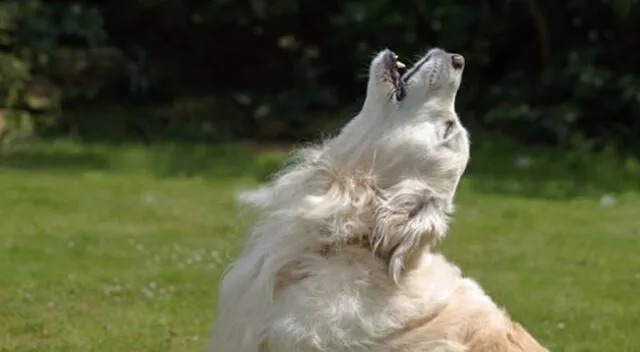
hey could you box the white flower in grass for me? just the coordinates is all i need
[514,155,534,168]
[599,194,615,207]
[142,288,154,299]
[143,193,156,204]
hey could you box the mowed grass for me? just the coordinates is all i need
[1,138,639,351]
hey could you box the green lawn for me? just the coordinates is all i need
[1,139,639,351]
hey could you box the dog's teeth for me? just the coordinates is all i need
[396,61,406,69]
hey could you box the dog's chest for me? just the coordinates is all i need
[264,250,457,351]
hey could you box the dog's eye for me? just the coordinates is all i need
[443,120,455,138]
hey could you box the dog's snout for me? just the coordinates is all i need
[451,54,464,69]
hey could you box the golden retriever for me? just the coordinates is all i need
[206,47,549,352]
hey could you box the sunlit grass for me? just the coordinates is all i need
[0,139,638,351]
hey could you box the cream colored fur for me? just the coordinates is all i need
[206,48,549,352]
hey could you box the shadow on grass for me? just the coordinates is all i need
[0,148,109,172]
[143,143,284,180]
[1,136,639,200]
[0,140,285,183]
[463,138,640,199]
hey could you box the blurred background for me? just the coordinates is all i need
[1,0,640,149]
[1,1,639,351]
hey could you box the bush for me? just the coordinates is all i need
[4,0,640,152]
[0,1,133,141]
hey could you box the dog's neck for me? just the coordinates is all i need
[324,100,460,174]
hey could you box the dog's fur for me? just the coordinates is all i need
[206,48,549,352]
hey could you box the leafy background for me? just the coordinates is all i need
[2,2,640,351]
[1,0,639,152]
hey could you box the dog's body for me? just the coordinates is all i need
[207,48,549,352]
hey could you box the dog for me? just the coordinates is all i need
[206,48,549,352]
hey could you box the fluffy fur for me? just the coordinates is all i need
[206,48,549,352]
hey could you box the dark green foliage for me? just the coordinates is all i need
[0,1,128,141]
[1,0,640,152]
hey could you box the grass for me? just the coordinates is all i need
[0,137,639,351]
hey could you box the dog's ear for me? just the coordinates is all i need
[372,180,452,283]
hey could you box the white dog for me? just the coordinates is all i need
[206,48,549,352]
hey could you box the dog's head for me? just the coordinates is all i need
[365,48,464,109]
[235,47,470,283]
[328,48,471,281]
[331,48,468,195]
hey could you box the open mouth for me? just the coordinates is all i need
[401,51,433,83]
[382,49,464,102]
[382,50,407,101]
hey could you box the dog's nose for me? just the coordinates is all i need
[451,54,465,69]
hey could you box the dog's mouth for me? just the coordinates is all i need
[401,51,433,84]
[381,50,407,101]
[382,49,465,102]
[401,48,465,84]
